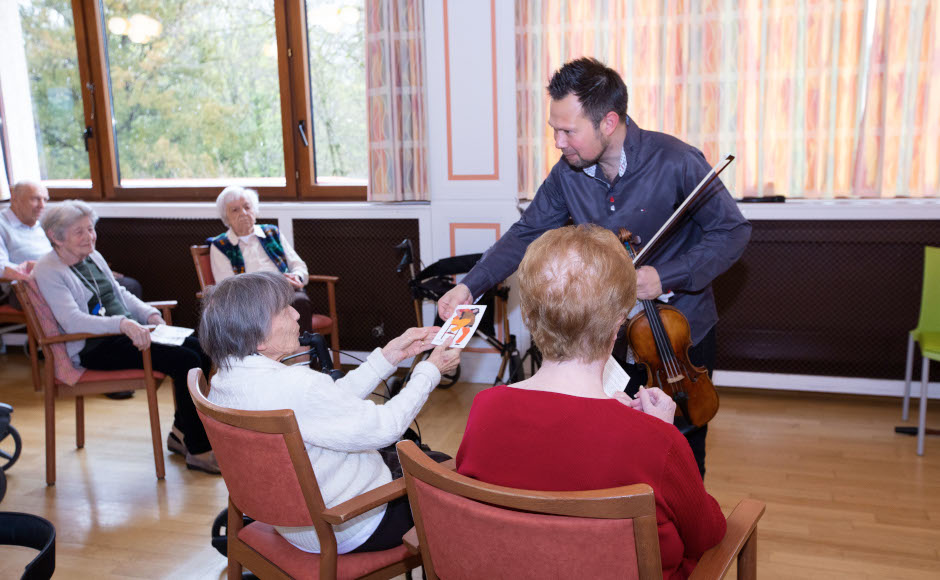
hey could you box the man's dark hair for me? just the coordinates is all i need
[547,57,628,128]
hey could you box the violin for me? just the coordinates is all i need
[619,229,719,427]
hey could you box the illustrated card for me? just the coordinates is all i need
[431,305,487,349]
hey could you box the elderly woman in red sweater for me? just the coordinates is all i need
[455,224,726,580]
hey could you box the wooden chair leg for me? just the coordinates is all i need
[44,372,56,486]
[736,529,758,580]
[75,396,84,449]
[143,351,165,479]
[228,498,245,580]
[28,333,41,392]
[330,327,341,369]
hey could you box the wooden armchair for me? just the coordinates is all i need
[13,280,176,486]
[397,440,766,580]
[187,368,421,580]
[190,245,341,368]
[0,277,41,392]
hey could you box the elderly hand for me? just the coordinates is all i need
[283,272,305,289]
[147,313,166,326]
[426,336,460,376]
[636,266,663,300]
[634,386,676,424]
[438,283,472,320]
[120,318,152,351]
[381,326,439,366]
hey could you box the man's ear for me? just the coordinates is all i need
[601,111,620,136]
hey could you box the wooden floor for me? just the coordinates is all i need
[1,349,939,579]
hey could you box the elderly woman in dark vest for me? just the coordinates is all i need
[208,186,314,334]
[33,200,217,473]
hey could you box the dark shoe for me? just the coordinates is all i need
[186,450,221,474]
[167,426,186,456]
[105,391,134,400]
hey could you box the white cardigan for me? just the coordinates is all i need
[208,348,441,554]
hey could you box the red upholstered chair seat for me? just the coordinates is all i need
[238,522,413,580]
[0,304,23,316]
[63,368,167,384]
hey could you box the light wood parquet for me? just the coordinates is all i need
[0,350,938,579]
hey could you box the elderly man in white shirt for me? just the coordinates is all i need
[208,186,315,333]
[1,181,144,301]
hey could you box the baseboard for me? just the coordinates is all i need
[713,370,940,399]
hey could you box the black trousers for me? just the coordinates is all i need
[350,443,451,553]
[612,326,717,479]
[78,335,213,454]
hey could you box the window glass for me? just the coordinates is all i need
[4,0,91,184]
[102,0,285,184]
[306,0,366,185]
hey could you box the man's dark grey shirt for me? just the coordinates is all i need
[461,116,751,345]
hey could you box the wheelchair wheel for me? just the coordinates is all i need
[0,425,21,472]
[211,508,255,557]
[437,364,461,389]
[0,469,6,503]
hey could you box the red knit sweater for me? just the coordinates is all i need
[455,386,727,580]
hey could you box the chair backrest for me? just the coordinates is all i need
[186,369,337,552]
[13,279,84,385]
[397,440,662,580]
[917,246,940,333]
[190,245,214,292]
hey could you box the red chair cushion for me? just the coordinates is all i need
[238,522,412,580]
[311,315,333,333]
[0,304,25,318]
[414,479,639,579]
[68,368,167,383]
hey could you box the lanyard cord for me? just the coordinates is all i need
[70,259,104,312]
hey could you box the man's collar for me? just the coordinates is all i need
[225,225,265,243]
[583,116,631,180]
[2,206,34,229]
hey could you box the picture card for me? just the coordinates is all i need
[431,305,487,349]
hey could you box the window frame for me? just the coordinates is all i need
[22,0,366,202]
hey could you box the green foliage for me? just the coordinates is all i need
[18,0,367,182]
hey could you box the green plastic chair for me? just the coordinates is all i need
[902,246,940,455]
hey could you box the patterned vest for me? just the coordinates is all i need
[208,224,289,274]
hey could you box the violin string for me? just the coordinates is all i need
[643,299,682,385]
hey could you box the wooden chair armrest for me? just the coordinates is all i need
[147,300,178,325]
[322,477,407,525]
[402,527,420,554]
[308,275,339,284]
[321,457,457,525]
[40,331,126,345]
[689,499,766,580]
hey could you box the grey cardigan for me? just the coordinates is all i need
[33,250,158,365]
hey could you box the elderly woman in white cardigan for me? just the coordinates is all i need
[33,200,217,473]
[200,271,459,555]
[208,186,315,334]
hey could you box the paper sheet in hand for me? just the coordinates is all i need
[431,305,487,349]
[602,355,630,397]
[150,324,195,346]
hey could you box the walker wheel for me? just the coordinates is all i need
[437,364,461,389]
[0,425,22,472]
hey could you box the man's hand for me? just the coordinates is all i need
[438,283,472,320]
[120,318,152,351]
[381,326,439,366]
[2,261,35,281]
[283,272,305,289]
[636,266,663,300]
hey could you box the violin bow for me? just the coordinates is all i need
[631,154,735,266]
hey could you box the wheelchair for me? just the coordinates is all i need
[0,402,23,503]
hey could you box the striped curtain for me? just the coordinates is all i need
[366,0,428,201]
[516,0,940,199]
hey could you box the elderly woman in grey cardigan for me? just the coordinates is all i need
[33,200,217,473]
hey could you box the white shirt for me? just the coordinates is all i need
[209,225,309,286]
[0,207,53,270]
[209,349,442,554]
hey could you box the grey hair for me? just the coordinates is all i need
[12,180,48,199]
[216,186,259,227]
[41,199,98,248]
[199,271,294,368]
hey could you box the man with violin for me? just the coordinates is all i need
[438,57,750,477]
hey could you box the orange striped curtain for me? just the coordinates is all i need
[366,0,428,201]
[516,0,939,199]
